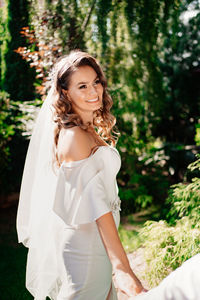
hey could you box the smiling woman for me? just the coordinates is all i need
[63,65,104,120]
[16,50,146,300]
[52,51,118,168]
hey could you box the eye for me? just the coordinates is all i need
[79,84,87,89]
[94,79,101,85]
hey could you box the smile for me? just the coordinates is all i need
[86,98,99,103]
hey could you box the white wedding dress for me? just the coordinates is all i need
[52,145,121,300]
[20,140,200,300]
[51,144,200,300]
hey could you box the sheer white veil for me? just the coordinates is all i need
[16,50,105,299]
[16,71,65,299]
[17,50,92,246]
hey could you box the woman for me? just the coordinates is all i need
[16,50,146,300]
[16,49,200,300]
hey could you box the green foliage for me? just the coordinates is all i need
[153,7,200,145]
[117,137,170,215]
[118,224,143,253]
[0,90,41,194]
[96,0,112,55]
[0,91,15,180]
[1,0,35,100]
[119,187,153,215]
[1,0,199,207]
[30,0,90,53]
[166,154,200,224]
[139,154,200,287]
[140,218,200,287]
[0,1,10,90]
[195,124,200,145]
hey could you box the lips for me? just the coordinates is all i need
[86,98,99,103]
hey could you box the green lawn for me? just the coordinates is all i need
[0,205,32,300]
[119,207,160,253]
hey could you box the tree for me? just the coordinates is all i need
[0,0,35,100]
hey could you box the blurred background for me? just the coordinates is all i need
[0,0,200,298]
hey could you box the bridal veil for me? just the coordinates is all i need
[16,68,65,299]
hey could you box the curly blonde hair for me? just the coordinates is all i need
[51,49,120,167]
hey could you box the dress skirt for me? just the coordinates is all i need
[57,214,119,300]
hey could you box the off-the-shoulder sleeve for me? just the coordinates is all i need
[53,166,112,225]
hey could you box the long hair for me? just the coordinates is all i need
[51,49,120,167]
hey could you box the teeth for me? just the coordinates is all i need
[87,98,98,102]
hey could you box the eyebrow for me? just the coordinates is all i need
[77,75,99,86]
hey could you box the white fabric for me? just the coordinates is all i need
[136,253,200,300]
[16,85,58,247]
[17,95,122,300]
[54,145,121,299]
[16,84,68,299]
[53,145,121,225]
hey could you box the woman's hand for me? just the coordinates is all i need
[114,269,147,298]
[96,213,148,297]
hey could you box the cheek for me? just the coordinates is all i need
[98,85,104,96]
[70,89,85,101]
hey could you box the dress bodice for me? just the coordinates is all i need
[53,145,121,227]
[56,146,121,300]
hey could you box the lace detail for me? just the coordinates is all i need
[110,195,121,216]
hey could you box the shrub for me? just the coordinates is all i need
[0,90,41,195]
[139,154,200,287]
[139,218,200,287]
[166,154,200,224]
[0,91,16,191]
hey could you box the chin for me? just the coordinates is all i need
[86,101,101,110]
[93,103,102,111]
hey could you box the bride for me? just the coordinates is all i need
[16,49,146,300]
[16,49,200,300]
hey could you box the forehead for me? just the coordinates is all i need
[70,65,98,83]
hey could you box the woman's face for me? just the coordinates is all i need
[65,65,104,114]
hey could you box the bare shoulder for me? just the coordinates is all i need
[57,126,93,163]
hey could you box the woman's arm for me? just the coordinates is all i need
[96,211,146,297]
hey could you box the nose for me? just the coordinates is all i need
[89,85,98,97]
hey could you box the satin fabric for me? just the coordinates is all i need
[53,145,121,299]
[136,254,200,300]
[24,145,121,299]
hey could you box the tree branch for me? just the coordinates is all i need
[81,0,97,32]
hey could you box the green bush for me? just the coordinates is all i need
[139,218,200,287]
[166,154,200,224]
[0,90,41,195]
[118,140,170,215]
[138,155,200,287]
[0,91,16,191]
[195,124,200,146]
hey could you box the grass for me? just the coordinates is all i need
[0,244,32,300]
[0,205,33,300]
[119,206,160,253]
[118,224,142,253]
